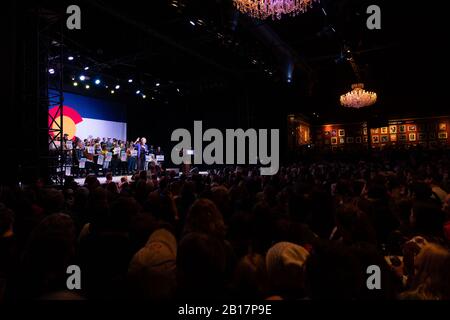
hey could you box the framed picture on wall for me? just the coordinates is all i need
[439,123,447,131]
[409,133,417,141]
[347,137,354,143]
[390,134,397,142]
[331,137,338,145]
[408,125,417,132]
[363,128,368,135]
[381,135,389,143]
[399,125,406,133]
[372,135,380,144]
[339,138,345,144]
[355,137,362,143]
[371,128,379,134]
[338,129,345,137]
[381,127,388,134]
[363,136,368,143]
[389,125,397,134]
[417,124,426,132]
[438,132,448,139]
[429,132,436,140]
[398,134,408,142]
[418,133,427,141]
[324,131,330,137]
[332,130,337,137]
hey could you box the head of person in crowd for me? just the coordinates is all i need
[128,228,177,299]
[335,203,377,246]
[19,213,77,298]
[410,201,445,239]
[177,232,227,299]
[37,188,65,215]
[266,242,310,300]
[84,175,100,192]
[305,240,362,300]
[410,182,434,202]
[400,243,450,300]
[232,253,268,300]
[183,199,225,239]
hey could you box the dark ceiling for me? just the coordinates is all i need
[37,0,450,122]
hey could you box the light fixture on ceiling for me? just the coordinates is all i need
[233,0,319,20]
[340,83,377,109]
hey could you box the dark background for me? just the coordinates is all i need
[3,0,450,183]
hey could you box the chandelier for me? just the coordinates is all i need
[340,83,377,109]
[233,0,319,20]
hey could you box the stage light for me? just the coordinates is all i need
[73,82,78,86]
[176,88,180,92]
[128,79,133,83]
[48,68,55,74]
[189,20,195,26]
[84,66,90,70]
[79,75,86,81]
[105,85,109,88]
[71,76,75,80]
[111,90,115,94]
[142,94,146,99]
[85,84,90,89]
[115,85,120,89]
[94,79,101,85]
[156,82,160,87]
[136,90,141,94]
[68,56,74,61]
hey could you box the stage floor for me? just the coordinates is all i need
[74,175,133,185]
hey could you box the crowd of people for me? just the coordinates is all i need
[50,135,164,176]
[1,148,450,300]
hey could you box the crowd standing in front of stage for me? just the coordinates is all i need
[0,148,450,301]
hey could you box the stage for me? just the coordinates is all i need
[74,175,133,185]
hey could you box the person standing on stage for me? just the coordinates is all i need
[134,137,148,172]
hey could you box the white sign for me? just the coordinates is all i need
[87,146,94,154]
[65,166,71,176]
[66,141,73,150]
[113,147,120,155]
[156,155,165,162]
[120,151,127,162]
[105,152,112,162]
[131,150,138,157]
[97,155,104,166]
[79,158,86,169]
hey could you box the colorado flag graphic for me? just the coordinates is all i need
[49,91,127,141]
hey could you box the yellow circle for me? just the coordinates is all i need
[52,115,77,139]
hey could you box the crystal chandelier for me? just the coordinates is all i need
[340,83,377,109]
[233,0,319,20]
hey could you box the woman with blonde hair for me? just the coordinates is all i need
[400,242,450,300]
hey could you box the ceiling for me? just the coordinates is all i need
[40,0,449,122]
